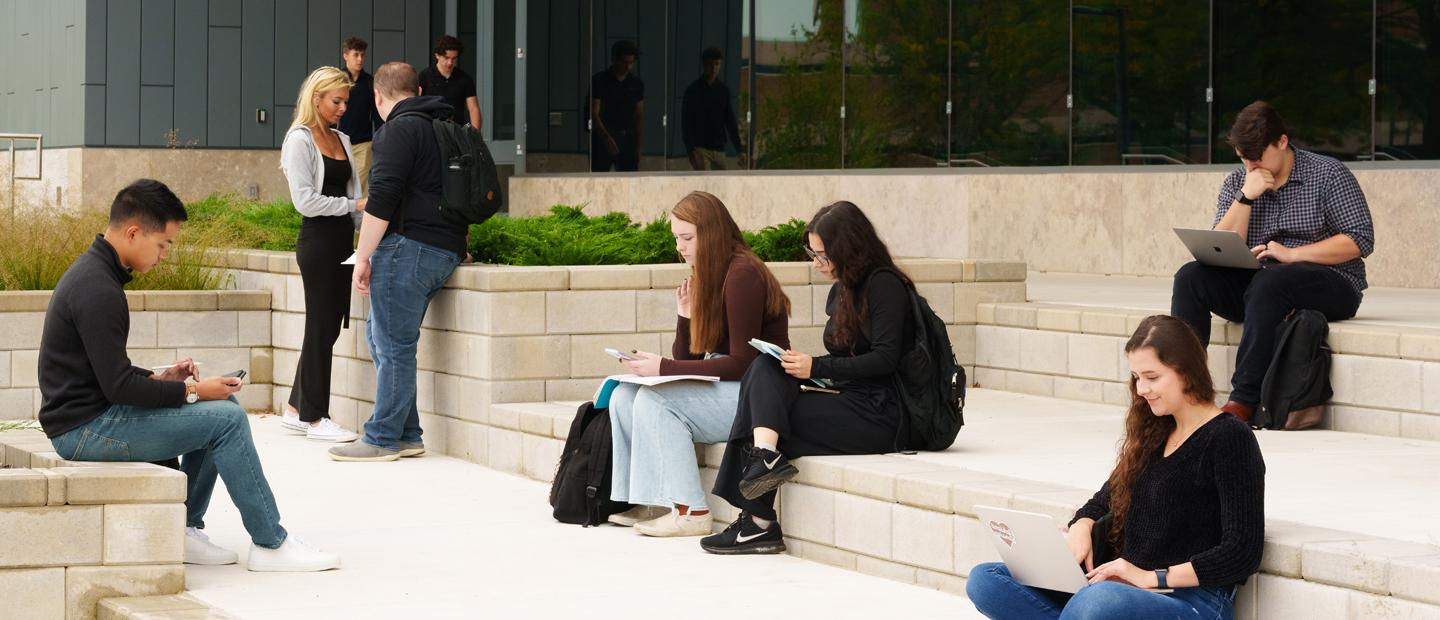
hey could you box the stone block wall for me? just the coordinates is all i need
[0,430,187,620]
[0,291,274,420]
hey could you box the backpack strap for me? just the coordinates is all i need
[381,110,435,236]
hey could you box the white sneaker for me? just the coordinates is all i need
[306,418,359,443]
[634,510,714,538]
[184,527,238,565]
[280,410,307,433]
[247,535,341,572]
[607,505,668,527]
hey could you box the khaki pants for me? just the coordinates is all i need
[690,147,729,170]
[351,141,373,194]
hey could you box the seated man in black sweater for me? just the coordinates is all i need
[967,315,1264,619]
[38,179,339,572]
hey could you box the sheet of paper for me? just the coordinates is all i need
[342,252,357,265]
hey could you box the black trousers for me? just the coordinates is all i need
[288,215,354,421]
[711,356,902,520]
[1170,261,1361,405]
[591,133,639,172]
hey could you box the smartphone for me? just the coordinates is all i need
[222,369,247,380]
[605,348,637,362]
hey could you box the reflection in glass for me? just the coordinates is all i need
[752,0,843,169]
[1214,0,1371,162]
[493,0,517,142]
[843,0,949,168]
[1072,1,1208,165]
[1376,0,1440,160]
[670,1,748,170]
[951,0,1069,167]
[524,1,590,173]
[589,1,667,172]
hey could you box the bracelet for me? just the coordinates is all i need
[1155,567,1169,589]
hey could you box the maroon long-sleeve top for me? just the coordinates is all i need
[658,255,790,381]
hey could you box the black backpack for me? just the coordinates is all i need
[872,269,967,451]
[394,111,504,226]
[1254,309,1332,431]
[549,402,633,526]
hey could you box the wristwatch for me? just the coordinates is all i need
[185,384,199,405]
[1155,567,1170,589]
[1235,192,1256,206]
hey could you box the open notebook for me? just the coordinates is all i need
[593,374,720,409]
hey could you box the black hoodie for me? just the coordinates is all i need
[367,95,468,257]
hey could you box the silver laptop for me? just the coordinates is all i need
[974,505,1090,594]
[1174,228,1262,270]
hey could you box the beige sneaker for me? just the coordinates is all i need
[634,510,713,537]
[607,505,667,527]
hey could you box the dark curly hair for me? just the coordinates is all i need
[804,201,909,349]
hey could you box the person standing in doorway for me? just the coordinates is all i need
[590,40,644,172]
[419,35,483,129]
[682,47,745,170]
[338,37,383,193]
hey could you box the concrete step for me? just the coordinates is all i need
[975,298,1440,442]
[98,594,236,619]
[472,390,1440,619]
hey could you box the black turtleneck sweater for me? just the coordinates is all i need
[1071,413,1266,587]
[38,236,186,438]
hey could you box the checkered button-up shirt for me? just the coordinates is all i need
[1214,148,1376,292]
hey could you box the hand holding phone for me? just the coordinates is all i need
[605,348,638,362]
[222,369,247,380]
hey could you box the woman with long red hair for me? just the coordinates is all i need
[605,191,792,538]
[967,315,1265,619]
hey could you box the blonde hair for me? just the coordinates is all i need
[292,66,353,128]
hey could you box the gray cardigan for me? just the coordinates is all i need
[279,124,362,218]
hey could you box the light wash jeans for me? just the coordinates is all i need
[608,380,740,509]
[362,234,461,450]
[966,562,1237,620]
[49,397,287,548]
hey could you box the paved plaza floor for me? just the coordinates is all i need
[184,416,983,619]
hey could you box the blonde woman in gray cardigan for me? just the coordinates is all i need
[278,66,366,443]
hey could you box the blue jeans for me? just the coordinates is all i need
[967,562,1236,620]
[49,397,287,548]
[362,234,461,450]
[607,381,740,509]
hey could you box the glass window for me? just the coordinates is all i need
[951,0,1069,167]
[1213,0,1372,163]
[1072,1,1209,165]
[493,0,517,142]
[669,0,749,170]
[841,0,949,168]
[1376,0,1438,160]
[524,0,591,173]
[587,0,666,172]
[752,0,843,169]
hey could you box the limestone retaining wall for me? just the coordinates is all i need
[509,165,1440,289]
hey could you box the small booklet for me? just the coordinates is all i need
[593,374,720,409]
[341,252,357,265]
[748,338,834,389]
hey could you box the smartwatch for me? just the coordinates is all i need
[185,384,199,405]
[1235,192,1256,206]
[1155,567,1170,589]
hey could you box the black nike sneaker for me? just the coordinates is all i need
[700,512,786,555]
[737,447,798,500]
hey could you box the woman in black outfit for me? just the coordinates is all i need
[278,66,366,443]
[702,201,914,555]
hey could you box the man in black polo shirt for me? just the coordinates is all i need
[338,37,382,192]
[682,47,745,170]
[1171,101,1376,423]
[418,34,482,129]
[590,40,644,172]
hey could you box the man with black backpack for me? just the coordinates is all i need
[330,62,468,462]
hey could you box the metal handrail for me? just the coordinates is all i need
[3,133,43,216]
[1121,153,1187,165]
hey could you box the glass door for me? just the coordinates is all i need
[477,0,524,169]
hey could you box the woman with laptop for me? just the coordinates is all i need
[966,315,1265,619]
[605,191,792,537]
[701,201,919,555]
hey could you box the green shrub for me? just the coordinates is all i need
[745,219,808,262]
[186,194,303,251]
[468,206,676,265]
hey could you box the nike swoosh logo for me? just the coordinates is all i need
[764,455,782,469]
[736,531,769,543]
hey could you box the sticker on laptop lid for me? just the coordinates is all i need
[988,520,1014,548]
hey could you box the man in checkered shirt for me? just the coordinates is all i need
[1172,101,1375,423]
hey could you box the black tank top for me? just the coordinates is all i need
[320,155,350,198]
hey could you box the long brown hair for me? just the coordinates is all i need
[805,201,908,349]
[1105,315,1217,551]
[672,191,790,354]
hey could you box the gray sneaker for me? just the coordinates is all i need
[397,442,425,458]
[328,442,400,462]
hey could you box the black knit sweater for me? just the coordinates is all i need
[1072,413,1266,587]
